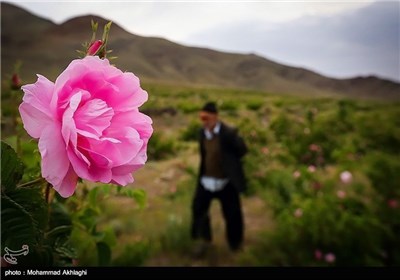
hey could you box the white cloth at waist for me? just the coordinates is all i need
[201,176,229,192]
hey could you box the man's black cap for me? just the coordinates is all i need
[201,102,218,114]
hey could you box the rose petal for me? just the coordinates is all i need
[55,165,78,198]
[38,124,70,187]
[105,73,148,112]
[82,129,142,167]
[19,103,52,138]
[74,98,113,137]
[79,145,113,168]
[111,173,134,186]
[21,74,55,117]
[19,75,55,138]
[67,148,112,183]
[106,110,153,141]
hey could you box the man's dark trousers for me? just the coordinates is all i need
[191,181,244,250]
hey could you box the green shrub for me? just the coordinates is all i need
[219,100,240,112]
[365,152,400,197]
[251,191,386,266]
[147,132,177,160]
[180,121,201,142]
[112,241,152,266]
[246,99,264,111]
[356,113,400,154]
[178,102,201,114]
[159,214,191,253]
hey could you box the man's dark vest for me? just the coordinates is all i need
[203,134,225,179]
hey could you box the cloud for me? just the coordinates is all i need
[9,1,372,39]
[184,1,400,82]
[7,0,398,81]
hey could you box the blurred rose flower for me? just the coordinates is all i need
[316,155,325,166]
[340,171,352,184]
[325,253,336,263]
[314,249,323,260]
[309,144,321,152]
[337,190,346,199]
[294,208,303,218]
[387,199,398,209]
[261,146,269,155]
[293,170,301,178]
[308,165,316,173]
[19,56,153,197]
[11,73,22,90]
[312,181,322,190]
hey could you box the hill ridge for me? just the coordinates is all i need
[1,2,399,100]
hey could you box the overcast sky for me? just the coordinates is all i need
[5,0,400,82]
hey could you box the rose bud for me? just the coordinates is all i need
[11,73,21,90]
[87,40,103,56]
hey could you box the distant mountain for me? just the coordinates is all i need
[2,2,399,100]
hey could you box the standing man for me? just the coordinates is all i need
[191,101,247,255]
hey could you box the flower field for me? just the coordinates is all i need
[2,81,400,266]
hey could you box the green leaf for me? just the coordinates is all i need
[1,195,39,250]
[90,19,98,42]
[54,237,77,259]
[92,231,106,242]
[49,202,72,229]
[88,187,100,207]
[97,227,116,247]
[1,141,24,190]
[101,21,112,44]
[121,188,147,209]
[7,186,48,229]
[46,226,72,241]
[96,242,111,266]
[132,188,147,209]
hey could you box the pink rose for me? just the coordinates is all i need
[294,208,303,218]
[293,170,301,178]
[19,56,153,197]
[314,249,323,260]
[337,190,346,199]
[388,199,398,209]
[309,144,320,152]
[325,253,336,263]
[340,171,352,184]
[87,40,103,56]
[308,165,316,173]
[261,146,269,155]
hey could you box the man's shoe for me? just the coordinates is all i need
[191,240,210,259]
[229,243,243,253]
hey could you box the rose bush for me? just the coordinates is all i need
[19,56,153,197]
